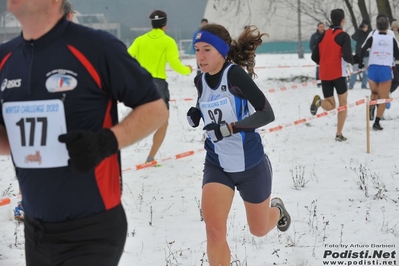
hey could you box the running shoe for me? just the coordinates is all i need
[144,160,162,167]
[372,123,383,131]
[310,95,321,115]
[271,197,291,232]
[335,134,347,142]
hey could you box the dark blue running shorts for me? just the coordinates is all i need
[153,78,170,109]
[203,155,273,203]
[24,204,127,266]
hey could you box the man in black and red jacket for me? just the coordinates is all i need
[0,1,168,265]
[310,8,358,142]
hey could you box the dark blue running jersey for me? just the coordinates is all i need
[0,17,160,222]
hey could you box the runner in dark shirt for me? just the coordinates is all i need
[0,1,168,265]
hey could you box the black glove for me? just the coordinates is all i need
[187,107,201,128]
[203,122,232,142]
[358,61,364,69]
[353,54,360,65]
[58,128,118,174]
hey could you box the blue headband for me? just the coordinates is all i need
[192,30,230,58]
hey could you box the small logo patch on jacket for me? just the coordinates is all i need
[45,74,77,93]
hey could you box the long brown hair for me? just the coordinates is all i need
[200,24,268,78]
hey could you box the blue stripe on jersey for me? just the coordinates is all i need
[240,131,245,140]
[235,96,243,120]
[243,100,249,117]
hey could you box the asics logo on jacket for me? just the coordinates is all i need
[1,78,21,91]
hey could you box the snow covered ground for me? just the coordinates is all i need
[0,53,398,265]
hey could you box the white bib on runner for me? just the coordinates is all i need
[3,99,69,168]
[200,97,237,125]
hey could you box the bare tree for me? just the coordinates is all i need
[208,0,278,37]
[344,0,359,29]
[346,0,396,31]
[376,0,394,21]
[279,0,396,29]
[297,0,304,58]
[358,0,371,24]
[392,0,399,18]
[280,0,335,26]
[204,0,397,55]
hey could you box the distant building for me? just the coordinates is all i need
[0,13,21,43]
[75,13,121,39]
[129,27,152,40]
[0,11,120,43]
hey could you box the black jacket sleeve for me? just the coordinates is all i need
[359,37,373,63]
[351,29,360,42]
[336,32,356,64]
[394,39,399,61]
[311,32,324,64]
[309,32,317,52]
[227,66,275,132]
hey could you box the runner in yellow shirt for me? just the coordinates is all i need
[128,10,192,163]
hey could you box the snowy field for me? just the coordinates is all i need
[0,53,398,265]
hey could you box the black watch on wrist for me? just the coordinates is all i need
[219,122,232,137]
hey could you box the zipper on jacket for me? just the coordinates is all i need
[27,41,34,95]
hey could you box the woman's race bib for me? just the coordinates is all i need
[200,97,237,126]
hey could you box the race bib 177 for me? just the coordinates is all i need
[3,99,69,168]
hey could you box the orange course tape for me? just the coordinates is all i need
[0,197,11,206]
[2,97,394,207]
[168,80,319,103]
[0,194,21,207]
[126,98,367,172]
[0,96,383,207]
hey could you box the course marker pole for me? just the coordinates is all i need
[366,96,370,154]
